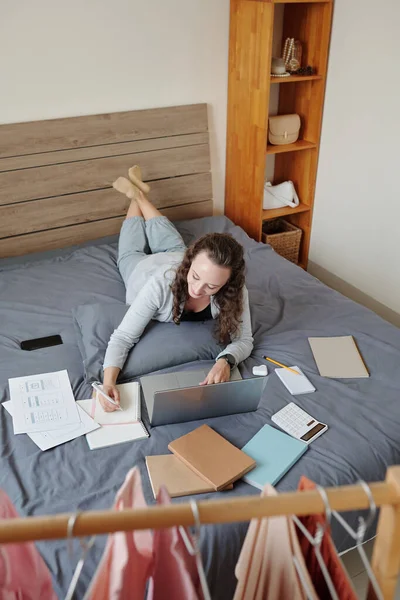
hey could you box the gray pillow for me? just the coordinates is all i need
[72,302,223,383]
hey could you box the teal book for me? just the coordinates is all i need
[242,424,308,490]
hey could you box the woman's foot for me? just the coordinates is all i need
[114,173,161,220]
[112,176,140,201]
[128,165,150,194]
[113,177,143,218]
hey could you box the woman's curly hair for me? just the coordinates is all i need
[171,233,245,343]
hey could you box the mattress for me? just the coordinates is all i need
[1,216,400,599]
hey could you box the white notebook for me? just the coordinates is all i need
[77,382,148,449]
[275,366,316,395]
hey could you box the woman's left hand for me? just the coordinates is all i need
[200,359,230,385]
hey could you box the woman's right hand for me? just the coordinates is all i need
[98,384,120,412]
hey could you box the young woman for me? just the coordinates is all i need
[100,166,253,412]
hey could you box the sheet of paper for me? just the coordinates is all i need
[2,401,100,451]
[8,370,81,434]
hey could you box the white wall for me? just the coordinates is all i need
[2,1,399,315]
[310,0,400,314]
[0,0,230,212]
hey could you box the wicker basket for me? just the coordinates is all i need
[262,219,302,264]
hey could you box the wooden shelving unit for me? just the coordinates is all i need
[225,0,333,268]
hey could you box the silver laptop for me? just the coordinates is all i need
[140,368,266,426]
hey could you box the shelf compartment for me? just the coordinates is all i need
[266,140,316,155]
[262,204,310,221]
[271,75,323,84]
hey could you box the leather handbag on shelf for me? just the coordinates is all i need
[263,180,300,210]
[268,114,301,145]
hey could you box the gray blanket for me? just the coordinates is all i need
[1,216,399,599]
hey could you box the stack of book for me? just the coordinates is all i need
[146,422,308,498]
[146,424,255,498]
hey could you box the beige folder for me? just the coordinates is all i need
[145,455,233,498]
[168,424,256,491]
[308,336,369,378]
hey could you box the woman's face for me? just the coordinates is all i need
[187,251,231,299]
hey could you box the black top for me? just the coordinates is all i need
[180,304,213,322]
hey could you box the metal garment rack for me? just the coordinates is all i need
[1,466,400,599]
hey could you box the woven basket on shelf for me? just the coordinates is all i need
[262,219,302,264]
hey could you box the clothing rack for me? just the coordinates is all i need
[1,466,400,599]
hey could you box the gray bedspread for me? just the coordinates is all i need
[1,216,399,599]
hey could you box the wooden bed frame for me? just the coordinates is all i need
[0,104,213,258]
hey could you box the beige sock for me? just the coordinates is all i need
[128,165,150,194]
[112,177,140,200]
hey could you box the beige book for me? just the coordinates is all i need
[168,424,256,491]
[308,336,369,378]
[145,455,233,499]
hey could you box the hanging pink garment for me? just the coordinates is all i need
[147,486,204,600]
[85,468,153,600]
[234,485,318,600]
[0,489,57,600]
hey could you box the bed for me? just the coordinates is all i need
[1,106,400,599]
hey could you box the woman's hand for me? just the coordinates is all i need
[97,384,121,412]
[99,367,121,412]
[200,359,230,385]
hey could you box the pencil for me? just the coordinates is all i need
[263,356,299,375]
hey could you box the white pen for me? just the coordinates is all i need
[91,381,123,411]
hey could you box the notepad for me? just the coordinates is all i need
[77,382,148,449]
[275,366,316,395]
[308,336,369,378]
[168,425,256,491]
[145,455,233,499]
[241,424,308,489]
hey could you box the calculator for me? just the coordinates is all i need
[271,402,328,444]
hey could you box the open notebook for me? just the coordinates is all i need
[77,382,148,449]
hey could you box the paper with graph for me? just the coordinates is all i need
[8,369,80,434]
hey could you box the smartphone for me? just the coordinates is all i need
[20,335,63,351]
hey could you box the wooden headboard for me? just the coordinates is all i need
[0,104,212,258]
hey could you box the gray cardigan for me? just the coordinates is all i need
[104,253,254,370]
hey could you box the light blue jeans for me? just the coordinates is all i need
[117,216,186,286]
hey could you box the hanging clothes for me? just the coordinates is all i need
[84,468,153,600]
[233,484,318,600]
[85,469,206,600]
[0,489,57,600]
[147,486,204,600]
[296,477,357,600]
